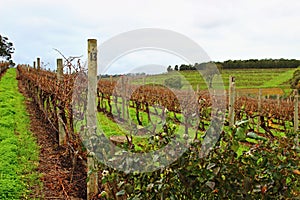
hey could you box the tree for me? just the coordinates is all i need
[0,35,15,65]
[174,65,178,71]
[179,64,188,71]
[167,65,173,72]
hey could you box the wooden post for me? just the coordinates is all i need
[87,39,99,199]
[36,58,42,110]
[37,58,41,70]
[228,76,235,126]
[57,59,66,145]
[121,76,125,120]
[294,89,299,132]
[33,61,36,69]
[257,88,262,132]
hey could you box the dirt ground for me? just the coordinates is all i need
[18,80,87,200]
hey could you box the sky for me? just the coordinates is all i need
[1,0,300,74]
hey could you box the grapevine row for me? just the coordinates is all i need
[17,64,297,141]
[0,62,9,77]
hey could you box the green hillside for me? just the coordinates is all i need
[129,68,296,94]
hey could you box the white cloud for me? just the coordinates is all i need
[1,0,300,72]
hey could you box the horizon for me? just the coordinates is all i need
[16,57,300,76]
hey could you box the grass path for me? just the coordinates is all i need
[0,68,40,199]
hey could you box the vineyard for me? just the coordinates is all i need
[16,65,298,136]
[14,55,300,199]
[0,68,40,199]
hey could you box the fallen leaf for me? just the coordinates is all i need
[293,169,300,175]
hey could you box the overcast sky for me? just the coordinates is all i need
[1,0,300,74]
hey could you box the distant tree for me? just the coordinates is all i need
[167,65,173,72]
[0,35,15,65]
[179,64,188,71]
[190,64,196,70]
[174,65,179,71]
[221,58,300,69]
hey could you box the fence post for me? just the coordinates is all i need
[37,57,41,70]
[87,39,99,199]
[228,76,235,126]
[57,59,66,145]
[257,88,262,132]
[33,61,36,69]
[121,76,125,120]
[36,57,42,110]
[294,89,299,132]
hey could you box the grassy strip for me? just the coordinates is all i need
[0,68,41,199]
[262,68,297,88]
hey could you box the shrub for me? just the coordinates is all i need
[97,120,300,199]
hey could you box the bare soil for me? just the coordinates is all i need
[18,80,87,200]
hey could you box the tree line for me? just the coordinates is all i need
[167,58,300,72]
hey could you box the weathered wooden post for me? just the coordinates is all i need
[37,57,41,70]
[228,76,235,126]
[257,88,262,132]
[87,39,99,199]
[57,58,66,145]
[33,61,36,69]
[121,76,126,120]
[36,57,42,110]
[294,89,299,132]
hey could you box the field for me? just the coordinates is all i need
[0,63,299,199]
[129,68,296,95]
[0,68,40,199]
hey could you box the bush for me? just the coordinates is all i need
[97,120,300,199]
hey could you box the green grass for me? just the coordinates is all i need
[262,68,297,88]
[97,112,125,138]
[96,112,150,151]
[0,68,41,199]
[96,98,210,151]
